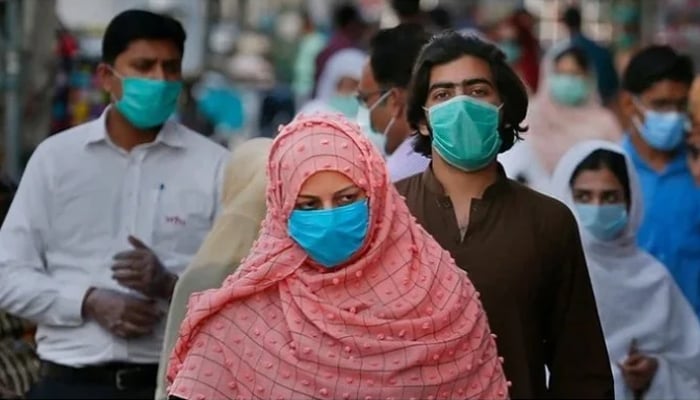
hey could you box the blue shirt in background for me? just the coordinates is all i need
[623,136,700,317]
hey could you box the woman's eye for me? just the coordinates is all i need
[295,201,318,210]
[603,193,622,204]
[338,194,357,205]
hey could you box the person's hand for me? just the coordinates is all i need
[111,236,177,300]
[617,340,658,395]
[82,288,163,339]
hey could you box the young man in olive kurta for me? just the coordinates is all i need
[395,32,613,399]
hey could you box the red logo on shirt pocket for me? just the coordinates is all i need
[165,216,186,226]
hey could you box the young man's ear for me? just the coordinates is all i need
[619,91,639,122]
[389,88,408,119]
[97,63,116,95]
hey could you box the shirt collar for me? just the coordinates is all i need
[84,107,186,149]
[422,162,511,201]
[622,134,688,176]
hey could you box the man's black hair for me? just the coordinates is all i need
[391,0,421,18]
[622,45,694,95]
[369,24,430,89]
[562,6,582,32]
[333,2,363,29]
[407,31,529,157]
[102,9,186,64]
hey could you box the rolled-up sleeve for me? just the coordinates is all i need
[0,146,89,327]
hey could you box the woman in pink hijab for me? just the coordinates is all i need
[166,114,509,400]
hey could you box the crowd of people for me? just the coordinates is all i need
[1,1,699,399]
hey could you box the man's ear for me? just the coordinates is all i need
[96,63,116,94]
[418,121,431,137]
[620,91,640,122]
[388,88,407,119]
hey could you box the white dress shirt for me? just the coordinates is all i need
[0,109,228,367]
[387,137,429,182]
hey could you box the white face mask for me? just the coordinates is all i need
[356,90,395,156]
[357,106,388,157]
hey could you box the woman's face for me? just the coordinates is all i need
[572,167,627,205]
[294,171,367,210]
[336,77,360,96]
[554,54,587,78]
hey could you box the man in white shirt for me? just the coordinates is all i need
[357,24,430,182]
[0,10,228,399]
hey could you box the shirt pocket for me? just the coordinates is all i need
[152,187,212,255]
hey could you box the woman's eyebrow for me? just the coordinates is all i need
[296,194,319,200]
[334,185,359,196]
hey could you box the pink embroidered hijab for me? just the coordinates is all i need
[167,114,509,400]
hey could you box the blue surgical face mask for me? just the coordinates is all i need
[426,95,503,171]
[111,69,183,129]
[549,74,590,106]
[328,94,360,118]
[575,203,629,241]
[288,199,369,268]
[633,100,689,151]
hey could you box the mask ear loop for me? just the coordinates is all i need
[105,65,125,103]
[369,89,393,112]
[106,65,125,80]
[630,97,647,134]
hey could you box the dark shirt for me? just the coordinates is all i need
[395,165,613,399]
[571,33,619,104]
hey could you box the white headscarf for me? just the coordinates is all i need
[299,48,366,114]
[551,140,700,400]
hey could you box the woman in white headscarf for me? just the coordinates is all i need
[551,140,700,400]
[298,48,365,118]
[155,138,271,400]
[500,43,621,193]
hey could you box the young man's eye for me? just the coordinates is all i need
[432,90,452,102]
[573,192,591,203]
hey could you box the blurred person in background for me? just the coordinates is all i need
[293,12,328,107]
[390,0,428,27]
[396,31,613,398]
[0,176,40,400]
[509,8,541,92]
[501,45,622,192]
[357,24,430,181]
[562,6,620,106]
[688,132,700,185]
[313,2,366,96]
[552,140,700,400]
[619,45,700,318]
[687,76,700,185]
[299,48,365,118]
[0,10,228,399]
[486,14,539,93]
[155,138,271,400]
[428,6,453,32]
